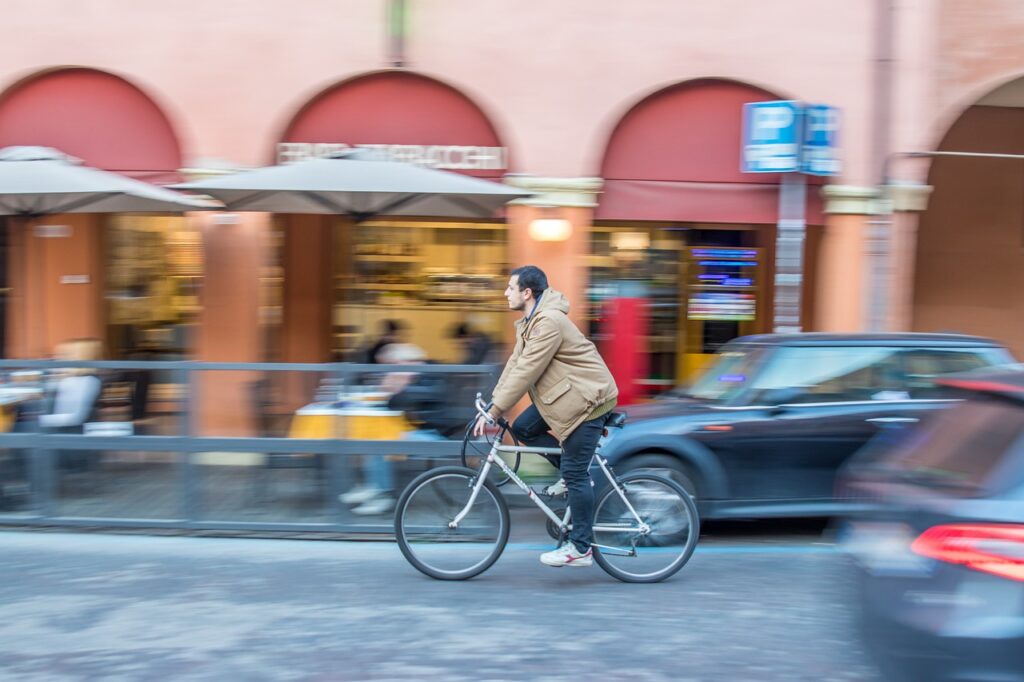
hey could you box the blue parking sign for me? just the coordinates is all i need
[741,101,801,173]
[801,104,841,176]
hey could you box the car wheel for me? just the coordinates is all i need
[617,454,700,500]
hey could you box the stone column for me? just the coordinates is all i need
[815,186,878,331]
[502,176,603,329]
[6,214,104,358]
[279,214,334,409]
[815,183,933,332]
[195,211,265,435]
[884,183,932,331]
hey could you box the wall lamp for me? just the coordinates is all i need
[527,206,572,242]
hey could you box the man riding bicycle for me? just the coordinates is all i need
[473,265,618,567]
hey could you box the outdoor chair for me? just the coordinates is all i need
[40,374,103,471]
[250,377,323,502]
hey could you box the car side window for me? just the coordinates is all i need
[898,349,996,399]
[749,347,907,404]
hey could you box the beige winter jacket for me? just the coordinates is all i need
[490,289,618,441]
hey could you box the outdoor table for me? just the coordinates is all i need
[288,403,412,440]
[0,386,44,432]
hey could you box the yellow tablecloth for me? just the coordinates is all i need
[0,386,43,433]
[288,404,412,440]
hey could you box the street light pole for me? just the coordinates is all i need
[866,0,896,331]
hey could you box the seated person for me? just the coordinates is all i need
[45,339,105,471]
[341,343,439,516]
[450,322,497,365]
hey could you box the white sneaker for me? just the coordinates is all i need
[351,495,395,516]
[540,543,593,567]
[543,478,567,496]
[339,485,381,505]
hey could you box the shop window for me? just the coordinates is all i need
[333,220,508,364]
[588,224,685,394]
[105,215,202,359]
[588,224,765,397]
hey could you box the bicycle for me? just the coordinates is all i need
[394,395,700,582]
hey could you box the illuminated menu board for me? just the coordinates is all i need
[686,247,760,321]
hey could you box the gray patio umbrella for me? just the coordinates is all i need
[173,150,530,220]
[0,146,216,215]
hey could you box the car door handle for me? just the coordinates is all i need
[865,417,919,424]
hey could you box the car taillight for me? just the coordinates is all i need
[911,524,1024,582]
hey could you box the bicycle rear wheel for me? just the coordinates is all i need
[592,472,699,583]
[394,466,510,580]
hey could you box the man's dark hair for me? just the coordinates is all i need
[510,265,548,298]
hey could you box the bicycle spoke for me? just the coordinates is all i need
[592,473,699,583]
[395,467,510,580]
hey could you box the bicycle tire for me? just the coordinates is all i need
[460,425,521,487]
[591,472,699,583]
[394,466,510,581]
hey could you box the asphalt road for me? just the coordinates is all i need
[0,524,881,682]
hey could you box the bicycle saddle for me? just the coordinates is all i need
[606,412,627,428]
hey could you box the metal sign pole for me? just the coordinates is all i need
[773,172,807,333]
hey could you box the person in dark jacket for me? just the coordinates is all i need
[364,319,406,364]
[451,322,495,365]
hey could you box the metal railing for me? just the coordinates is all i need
[0,359,499,534]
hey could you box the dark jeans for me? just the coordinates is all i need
[511,404,609,553]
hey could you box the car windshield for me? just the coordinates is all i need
[684,347,766,403]
[879,397,1024,495]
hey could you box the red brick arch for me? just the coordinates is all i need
[281,71,507,178]
[0,68,183,183]
[598,78,823,224]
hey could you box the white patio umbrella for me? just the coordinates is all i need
[0,146,217,215]
[173,149,530,220]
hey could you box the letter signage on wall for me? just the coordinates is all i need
[277,142,508,170]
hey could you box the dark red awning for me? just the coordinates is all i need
[597,179,825,225]
[0,68,183,183]
[598,79,825,224]
[282,72,506,179]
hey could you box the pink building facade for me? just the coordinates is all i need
[1,0,1023,430]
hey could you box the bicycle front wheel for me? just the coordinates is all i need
[592,472,699,583]
[394,466,510,580]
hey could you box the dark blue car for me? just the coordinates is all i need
[600,333,1012,519]
[838,368,1024,682]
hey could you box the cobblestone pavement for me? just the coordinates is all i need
[0,530,880,681]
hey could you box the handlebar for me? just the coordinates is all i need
[475,393,495,425]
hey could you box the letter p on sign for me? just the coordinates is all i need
[751,106,795,142]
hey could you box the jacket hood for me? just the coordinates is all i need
[517,288,570,334]
[533,288,570,317]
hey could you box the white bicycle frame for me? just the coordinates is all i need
[451,398,651,555]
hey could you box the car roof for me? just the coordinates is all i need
[936,365,1024,402]
[728,332,1004,348]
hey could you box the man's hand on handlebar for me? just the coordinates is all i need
[471,414,493,438]
[473,394,499,437]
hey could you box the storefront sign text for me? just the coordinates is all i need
[277,142,508,170]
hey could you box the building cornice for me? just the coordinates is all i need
[823,183,933,215]
[504,175,603,208]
